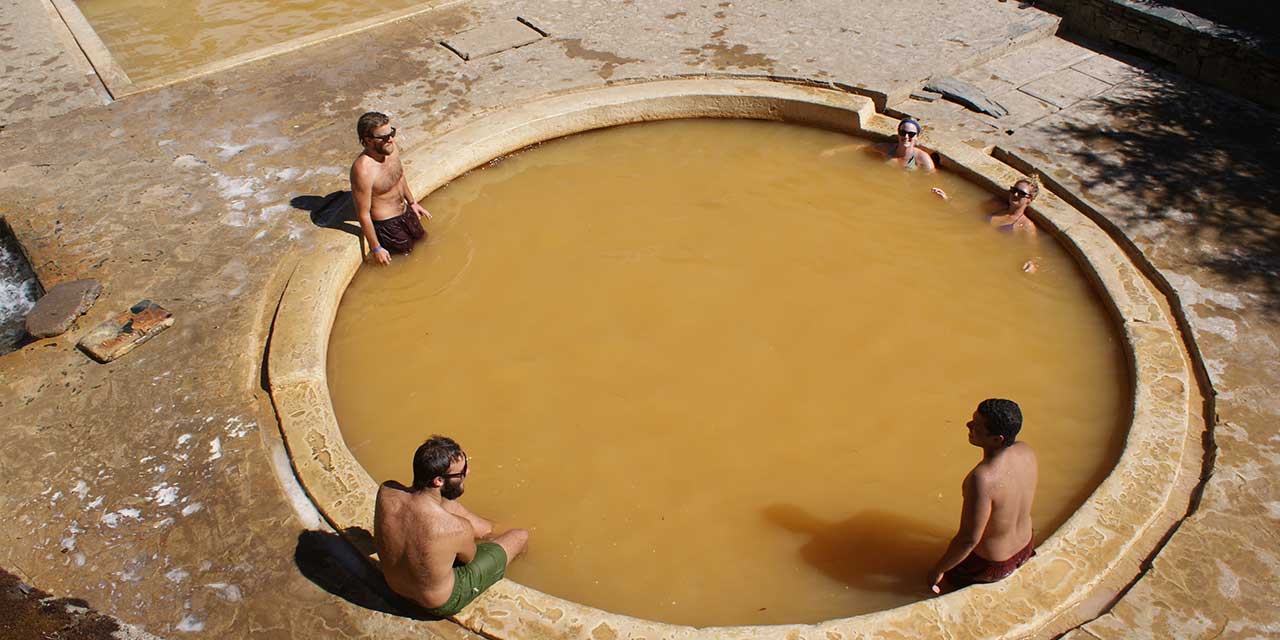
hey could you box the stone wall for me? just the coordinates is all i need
[1040,0,1280,110]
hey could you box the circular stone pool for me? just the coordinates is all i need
[268,79,1200,639]
[327,118,1129,625]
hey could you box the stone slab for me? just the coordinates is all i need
[925,76,1009,117]
[909,89,942,102]
[1072,54,1141,85]
[981,35,1099,87]
[440,19,543,61]
[76,299,174,363]
[979,88,1060,129]
[956,66,1020,97]
[24,278,101,338]
[1020,67,1113,109]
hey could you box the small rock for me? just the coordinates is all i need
[924,76,1010,118]
[24,279,102,338]
[910,89,944,102]
[77,299,174,363]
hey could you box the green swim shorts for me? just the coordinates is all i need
[423,542,508,618]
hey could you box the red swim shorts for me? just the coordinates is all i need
[944,535,1036,587]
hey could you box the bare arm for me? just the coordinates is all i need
[917,149,938,173]
[397,165,432,220]
[928,472,992,591]
[454,529,479,565]
[442,500,494,539]
[350,162,390,265]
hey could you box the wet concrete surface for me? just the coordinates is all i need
[0,0,1275,637]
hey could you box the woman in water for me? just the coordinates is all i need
[882,117,937,172]
[990,178,1038,235]
[823,117,947,198]
[989,177,1041,272]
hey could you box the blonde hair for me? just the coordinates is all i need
[1014,174,1042,200]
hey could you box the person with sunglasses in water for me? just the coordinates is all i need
[374,436,529,618]
[822,116,948,199]
[885,117,937,172]
[350,111,432,266]
[990,179,1039,235]
[989,178,1041,272]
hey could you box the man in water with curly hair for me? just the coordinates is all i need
[928,399,1038,593]
[375,436,529,617]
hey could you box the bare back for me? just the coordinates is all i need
[373,483,476,608]
[970,442,1038,560]
[350,150,408,222]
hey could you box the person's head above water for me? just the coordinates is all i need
[1009,178,1039,203]
[970,398,1023,448]
[412,435,468,499]
[357,111,396,155]
[897,118,922,144]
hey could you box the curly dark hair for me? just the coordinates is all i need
[977,398,1023,446]
[412,435,464,490]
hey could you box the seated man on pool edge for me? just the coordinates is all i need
[928,399,1038,593]
[374,436,529,617]
[350,111,431,265]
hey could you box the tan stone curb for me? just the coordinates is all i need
[267,78,1201,639]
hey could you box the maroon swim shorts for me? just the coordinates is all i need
[944,535,1036,587]
[372,204,427,254]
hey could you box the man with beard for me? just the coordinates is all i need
[350,111,431,265]
[374,436,529,617]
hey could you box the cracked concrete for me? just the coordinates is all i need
[0,0,1276,637]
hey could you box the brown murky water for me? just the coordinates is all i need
[328,119,1129,626]
[75,0,430,83]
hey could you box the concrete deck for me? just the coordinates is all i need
[0,0,1275,637]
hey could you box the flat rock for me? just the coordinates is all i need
[441,19,544,61]
[76,299,174,363]
[924,76,1010,118]
[24,279,102,338]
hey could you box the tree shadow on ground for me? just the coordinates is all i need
[291,191,360,238]
[293,528,442,620]
[1043,67,1280,316]
[762,505,950,597]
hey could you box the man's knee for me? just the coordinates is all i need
[495,528,529,563]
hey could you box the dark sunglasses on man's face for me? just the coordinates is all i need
[898,129,919,138]
[368,127,397,142]
[1010,187,1031,199]
[440,458,468,480]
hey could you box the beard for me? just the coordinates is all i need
[442,477,465,500]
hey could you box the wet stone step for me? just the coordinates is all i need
[77,299,174,363]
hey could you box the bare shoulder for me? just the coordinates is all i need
[350,152,377,182]
[1009,441,1037,459]
[915,148,937,170]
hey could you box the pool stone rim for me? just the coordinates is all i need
[267,78,1201,639]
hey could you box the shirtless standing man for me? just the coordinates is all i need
[928,399,1038,593]
[375,436,529,617]
[350,111,431,265]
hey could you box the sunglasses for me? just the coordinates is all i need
[898,129,919,138]
[440,457,468,480]
[367,127,397,142]
[1009,187,1032,199]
